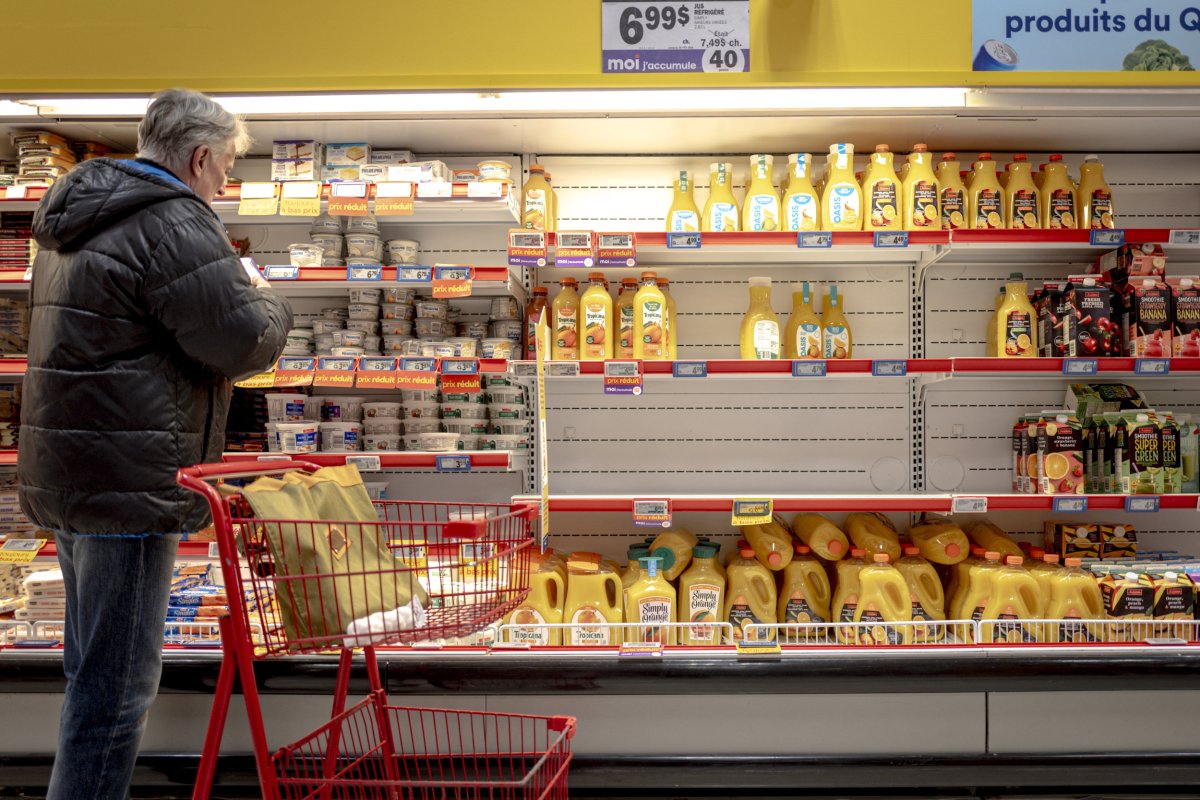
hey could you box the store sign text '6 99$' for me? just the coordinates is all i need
[601,0,750,74]
[508,230,547,268]
[597,233,637,267]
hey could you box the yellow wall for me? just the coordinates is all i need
[2,0,1197,93]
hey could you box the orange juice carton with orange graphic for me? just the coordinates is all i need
[1101,523,1137,560]
[1045,520,1101,560]
[1037,413,1084,495]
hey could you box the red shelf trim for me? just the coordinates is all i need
[0,450,16,466]
[268,266,510,283]
[221,452,511,469]
[35,540,213,559]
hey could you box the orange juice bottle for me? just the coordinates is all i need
[902,143,940,231]
[579,272,613,361]
[524,287,549,360]
[1077,154,1115,229]
[742,517,792,571]
[1047,557,1105,643]
[822,143,862,231]
[908,518,969,565]
[522,164,552,230]
[821,284,852,359]
[844,512,901,562]
[962,550,1004,622]
[724,546,777,642]
[994,272,1037,358]
[632,271,669,360]
[649,527,698,582]
[504,557,566,646]
[783,281,822,360]
[1027,552,1062,611]
[678,543,725,645]
[621,544,650,592]
[936,153,967,230]
[832,548,869,643]
[783,153,821,231]
[702,161,740,232]
[947,546,986,619]
[896,545,946,642]
[777,543,832,624]
[979,555,1043,643]
[791,513,849,562]
[742,154,780,232]
[863,145,902,231]
[740,276,781,360]
[1004,154,1041,230]
[542,170,558,233]
[1039,154,1077,230]
[965,519,1025,559]
[656,278,678,360]
[625,556,677,645]
[615,278,638,358]
[666,169,700,232]
[564,565,623,646]
[854,554,913,644]
[967,152,1004,230]
[550,277,580,360]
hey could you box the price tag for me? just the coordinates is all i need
[359,356,399,372]
[618,641,664,657]
[207,542,221,559]
[347,266,383,282]
[0,538,46,564]
[798,231,833,248]
[1053,496,1089,513]
[547,362,581,377]
[672,361,708,378]
[1134,358,1170,375]
[234,371,277,389]
[394,370,440,391]
[1169,229,1200,246]
[731,498,772,526]
[346,455,382,473]
[436,455,473,472]
[1062,358,1099,376]
[434,265,472,281]
[872,360,908,377]
[441,358,483,395]
[736,639,782,658]
[793,360,827,377]
[466,182,504,198]
[952,496,989,514]
[1124,495,1160,513]
[432,279,472,299]
[257,455,291,462]
[1089,229,1125,247]
[314,357,358,387]
[598,233,637,267]
[328,182,369,216]
[400,358,438,372]
[601,0,750,74]
[398,267,434,282]
[374,182,415,216]
[264,265,300,281]
[603,360,643,395]
[667,231,701,249]
[237,182,279,216]
[508,229,548,268]
[874,231,909,248]
[4,186,27,199]
[356,370,398,389]
[275,357,316,387]
[633,498,672,528]
[416,182,453,199]
[440,358,480,375]
[279,181,321,216]
[511,361,539,377]
[554,231,596,268]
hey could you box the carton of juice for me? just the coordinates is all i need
[1045,521,1102,560]
[1100,523,1137,559]
[1011,417,1027,493]
[1037,413,1085,495]
[1063,275,1118,358]
[1178,413,1199,493]
[1102,412,1125,494]
[1160,413,1183,494]
[1100,571,1155,639]
[1151,571,1195,633]
[1120,412,1163,495]
[1035,280,1068,358]
[1082,419,1097,493]
[1122,278,1172,358]
[1064,383,1146,419]
[1091,243,1167,287]
[1168,277,1200,357]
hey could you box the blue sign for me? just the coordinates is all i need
[666,232,702,249]
[872,360,908,377]
[1062,358,1099,376]
[873,231,909,248]
[1090,229,1126,247]
[1135,358,1171,375]
[798,231,833,248]
[1125,495,1161,513]
[792,360,827,377]
[672,361,708,378]
[347,265,383,281]
[1053,496,1089,513]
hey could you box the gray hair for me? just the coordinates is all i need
[137,88,251,172]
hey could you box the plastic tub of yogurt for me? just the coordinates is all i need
[362,418,402,435]
[266,392,308,422]
[320,396,364,422]
[275,422,318,454]
[362,433,401,452]
[288,243,323,268]
[348,287,382,305]
[403,418,441,435]
[481,338,517,359]
[362,401,402,419]
[416,432,460,452]
[441,402,488,420]
[319,421,361,452]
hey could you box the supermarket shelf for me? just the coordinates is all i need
[235,357,512,389]
[221,451,514,470]
[0,268,29,286]
[31,540,215,560]
[566,358,951,377]
[214,182,519,225]
[259,265,524,304]
[941,227,1200,264]
[951,356,1200,377]
[0,450,17,466]
[0,356,25,377]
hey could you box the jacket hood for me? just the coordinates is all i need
[32,158,201,251]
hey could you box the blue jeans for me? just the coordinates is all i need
[49,532,180,800]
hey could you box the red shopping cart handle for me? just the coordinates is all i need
[177,460,320,487]
[549,716,577,739]
[443,519,486,539]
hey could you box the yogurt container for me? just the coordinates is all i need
[386,239,419,265]
[362,418,402,436]
[310,213,343,233]
[489,296,521,321]
[303,397,324,421]
[441,402,489,420]
[381,303,415,321]
[265,422,282,452]
[400,389,439,403]
[402,401,440,420]
[430,343,457,359]
[486,386,525,404]
[442,392,485,404]
[321,396,364,422]
[288,243,324,267]
[363,434,401,452]
[400,340,426,356]
[266,392,308,422]
[344,319,381,335]
[414,301,448,320]
[281,347,314,358]
[477,160,513,182]
[381,319,414,336]
[484,374,516,388]
[275,422,319,454]
[323,307,350,321]
[362,336,382,353]
[488,403,527,420]
[348,287,382,305]
[348,303,380,321]
[490,320,523,341]
[415,318,450,339]
[382,335,414,353]
[346,234,381,258]
[319,421,361,452]
[344,214,380,234]
[447,338,479,357]
[401,434,424,451]
[480,433,529,451]
[481,338,517,359]
[331,346,365,358]
[383,287,417,304]
[346,257,381,267]
[458,435,482,450]
[333,330,366,348]
[416,432,460,452]
[490,419,530,435]
[446,307,461,323]
[315,334,335,352]
[461,321,489,339]
[313,319,344,335]
[362,401,402,419]
[321,256,344,267]
[310,233,343,258]
[442,419,490,436]
[403,418,441,435]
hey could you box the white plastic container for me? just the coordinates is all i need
[323,307,350,321]
[441,402,489,420]
[266,393,308,422]
[458,435,482,450]
[489,296,521,321]
[333,330,366,348]
[430,343,457,359]
[345,234,381,258]
[344,319,381,335]
[486,385,525,404]
[481,338,517,359]
[442,419,490,436]
[416,432,460,452]
[320,396,364,422]
[381,303,415,321]
[313,319,344,335]
[331,346,364,358]
[303,397,324,421]
[275,422,319,453]
[362,401,402,419]
[489,320,523,341]
[461,321,489,339]
[386,239,419,265]
[402,401,440,420]
[383,287,417,304]
[363,336,382,353]
[403,419,441,435]
[400,389,439,403]
[319,421,361,452]
[415,319,449,338]
[477,160,513,182]
[265,422,282,452]
[402,434,424,451]
[490,419,529,435]
[362,434,401,452]
[310,233,343,258]
[446,338,479,357]
[414,301,448,320]
[288,243,324,267]
[348,303,380,321]
[362,418,402,436]
[345,214,380,234]
[442,392,485,404]
[310,213,343,233]
[488,403,527,421]
[480,432,530,451]
[348,287,382,305]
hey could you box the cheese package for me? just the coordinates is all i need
[19,144,75,162]
[357,164,388,182]
[272,140,322,160]
[387,161,450,183]
[271,158,320,182]
[166,604,227,620]
[19,155,76,172]
[326,142,371,165]
[369,149,414,165]
[451,169,480,183]
[11,131,71,150]
[321,164,361,182]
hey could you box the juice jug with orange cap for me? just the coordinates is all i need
[993,272,1037,358]
[1039,154,1077,230]
[524,287,548,360]
[854,554,913,645]
[542,169,558,233]
[962,550,1004,622]
[791,513,848,562]
[649,527,698,582]
[778,543,832,626]
[1027,552,1063,611]
[845,512,902,562]
[615,278,638,358]
[678,543,725,645]
[1077,154,1115,230]
[724,546,777,642]
[550,277,580,360]
[1004,154,1041,230]
[896,545,946,642]
[966,519,1025,558]
[832,548,869,643]
[907,515,969,565]
[633,272,670,360]
[579,272,613,361]
[863,145,902,231]
[656,278,678,360]
[564,563,623,646]
[936,153,967,230]
[504,554,566,646]
[1046,556,1105,643]
[979,555,1043,643]
[742,516,792,571]
[947,546,986,619]
[625,556,677,645]
[902,144,940,231]
[967,153,1004,230]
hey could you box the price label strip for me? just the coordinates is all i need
[436,455,473,473]
[633,498,672,529]
[264,265,299,281]
[603,360,644,395]
[672,361,708,378]
[731,498,772,526]
[666,231,701,249]
[279,181,321,217]
[374,182,415,216]
[1053,496,1089,513]
[793,360,827,377]
[619,641,665,657]
[1134,358,1170,375]
[952,496,989,514]
[872,360,908,377]
[440,357,482,395]
[345,455,382,473]
[348,265,384,282]
[1089,229,1125,247]
[314,357,359,388]
[397,267,434,282]
[554,231,596,268]
[601,0,750,74]
[736,639,782,658]
[597,233,637,268]
[798,231,833,248]
[0,538,47,564]
[1169,229,1200,246]
[508,229,548,268]
[274,357,316,387]
[1062,358,1099,376]
[328,182,370,216]
[873,231,909,248]
[1124,495,1160,513]
[237,182,279,216]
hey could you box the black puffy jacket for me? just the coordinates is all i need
[18,158,293,534]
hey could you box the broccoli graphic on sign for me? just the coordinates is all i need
[1122,39,1194,71]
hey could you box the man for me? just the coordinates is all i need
[18,88,292,799]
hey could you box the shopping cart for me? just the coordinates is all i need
[177,461,574,800]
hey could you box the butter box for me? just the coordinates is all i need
[369,149,414,165]
[326,142,371,165]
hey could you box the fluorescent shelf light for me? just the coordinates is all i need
[7,87,968,119]
[0,100,38,117]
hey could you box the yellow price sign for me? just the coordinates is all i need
[0,538,47,564]
[279,182,321,217]
[237,182,279,216]
[731,498,773,527]
[235,371,277,389]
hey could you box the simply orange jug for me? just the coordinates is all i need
[791,513,849,561]
[777,543,832,626]
[621,544,651,592]
[947,546,986,619]
[724,546,777,642]
[908,517,969,565]
[845,513,902,562]
[625,556,677,645]
[896,545,946,642]
[564,565,623,646]
[962,550,1004,622]
[742,517,793,571]
[649,528,698,582]
[1046,556,1105,643]
[504,555,566,646]
[678,543,725,645]
[854,554,913,645]
[832,548,870,643]
[979,555,1043,643]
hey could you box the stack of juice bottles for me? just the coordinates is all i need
[544,271,678,361]
[741,278,853,361]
